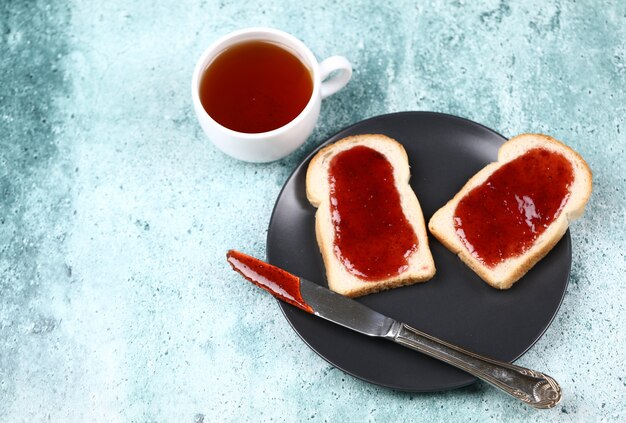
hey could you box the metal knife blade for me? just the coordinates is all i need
[299,277,397,338]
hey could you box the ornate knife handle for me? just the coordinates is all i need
[390,323,561,409]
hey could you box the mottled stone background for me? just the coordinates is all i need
[1,0,624,421]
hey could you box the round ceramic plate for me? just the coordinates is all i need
[266,112,570,392]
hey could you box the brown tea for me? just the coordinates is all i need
[199,40,314,134]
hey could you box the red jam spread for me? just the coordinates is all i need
[227,250,313,313]
[328,145,418,281]
[453,148,574,268]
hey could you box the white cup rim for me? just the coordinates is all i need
[191,27,321,140]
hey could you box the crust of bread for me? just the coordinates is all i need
[306,134,436,298]
[428,133,592,289]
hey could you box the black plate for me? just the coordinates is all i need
[266,112,570,392]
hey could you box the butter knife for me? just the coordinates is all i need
[227,250,562,409]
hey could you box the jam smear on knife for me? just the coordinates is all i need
[227,250,313,313]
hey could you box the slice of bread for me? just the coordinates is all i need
[429,133,592,289]
[306,134,436,297]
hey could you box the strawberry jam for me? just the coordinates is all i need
[227,250,313,313]
[453,148,574,268]
[328,146,418,281]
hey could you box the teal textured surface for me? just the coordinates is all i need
[1,0,624,421]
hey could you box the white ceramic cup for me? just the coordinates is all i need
[191,27,352,163]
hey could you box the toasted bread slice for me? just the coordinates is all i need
[306,134,436,297]
[429,133,592,289]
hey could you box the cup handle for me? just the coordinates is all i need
[319,56,352,99]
